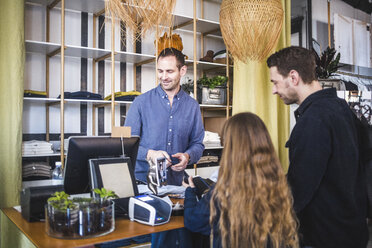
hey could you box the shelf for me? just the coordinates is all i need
[26,0,105,14]
[200,104,231,108]
[172,14,221,36]
[24,97,60,103]
[115,51,156,64]
[24,97,136,106]
[22,151,63,158]
[65,45,110,59]
[26,40,156,64]
[26,41,230,71]
[25,40,61,55]
[186,60,231,71]
[24,97,229,108]
[204,146,223,149]
[26,1,221,36]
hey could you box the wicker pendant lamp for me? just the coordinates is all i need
[220,0,284,62]
[105,0,176,40]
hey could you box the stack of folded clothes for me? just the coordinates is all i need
[22,140,54,156]
[203,131,221,148]
[22,162,52,180]
[104,91,141,101]
[58,91,103,100]
[197,155,219,165]
[24,90,47,98]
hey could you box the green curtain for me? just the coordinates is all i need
[232,0,291,171]
[0,0,24,208]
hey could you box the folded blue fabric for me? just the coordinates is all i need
[58,91,103,100]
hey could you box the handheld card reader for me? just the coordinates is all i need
[128,195,172,226]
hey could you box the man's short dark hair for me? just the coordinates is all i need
[266,46,316,84]
[158,48,186,70]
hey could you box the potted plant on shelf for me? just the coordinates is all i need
[181,75,228,104]
[314,46,343,89]
[199,75,228,105]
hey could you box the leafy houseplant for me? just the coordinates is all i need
[314,46,342,79]
[198,75,228,89]
[181,75,228,104]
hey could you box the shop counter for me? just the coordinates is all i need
[0,207,184,248]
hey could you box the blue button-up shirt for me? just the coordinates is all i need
[124,85,205,185]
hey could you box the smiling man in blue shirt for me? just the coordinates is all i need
[124,47,205,186]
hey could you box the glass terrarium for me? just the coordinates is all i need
[45,199,115,239]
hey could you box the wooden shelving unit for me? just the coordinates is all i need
[23,0,232,171]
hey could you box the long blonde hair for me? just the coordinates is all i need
[210,112,298,248]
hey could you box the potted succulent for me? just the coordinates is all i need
[76,188,118,237]
[314,46,343,89]
[45,188,118,239]
[46,191,79,238]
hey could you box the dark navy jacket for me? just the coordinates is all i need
[184,187,274,248]
[287,88,368,247]
[184,187,221,248]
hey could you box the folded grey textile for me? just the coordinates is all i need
[23,162,51,170]
[22,140,54,155]
[197,155,219,164]
[22,162,52,178]
[23,170,51,178]
[203,131,221,147]
[203,142,221,147]
[22,140,53,148]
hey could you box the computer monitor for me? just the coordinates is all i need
[63,136,140,195]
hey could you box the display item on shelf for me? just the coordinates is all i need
[24,90,47,98]
[104,91,141,101]
[200,50,214,62]
[197,155,219,164]
[22,140,54,156]
[22,162,52,179]
[155,32,185,57]
[203,131,221,147]
[52,162,63,180]
[57,91,103,100]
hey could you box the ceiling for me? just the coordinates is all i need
[341,0,372,14]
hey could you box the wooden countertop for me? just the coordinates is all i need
[1,207,184,248]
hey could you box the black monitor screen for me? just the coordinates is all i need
[63,136,140,194]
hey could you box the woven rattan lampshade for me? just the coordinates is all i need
[105,0,176,40]
[220,0,284,62]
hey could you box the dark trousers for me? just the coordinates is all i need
[151,228,209,248]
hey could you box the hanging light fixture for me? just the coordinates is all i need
[220,0,284,62]
[105,0,176,41]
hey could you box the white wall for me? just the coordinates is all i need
[312,0,371,51]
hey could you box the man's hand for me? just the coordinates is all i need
[146,149,171,166]
[170,153,189,172]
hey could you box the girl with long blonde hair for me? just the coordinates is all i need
[184,112,299,248]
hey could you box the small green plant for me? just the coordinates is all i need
[93,188,119,201]
[198,75,228,89]
[48,191,76,210]
[314,46,342,79]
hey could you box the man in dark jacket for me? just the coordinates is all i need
[267,46,368,247]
